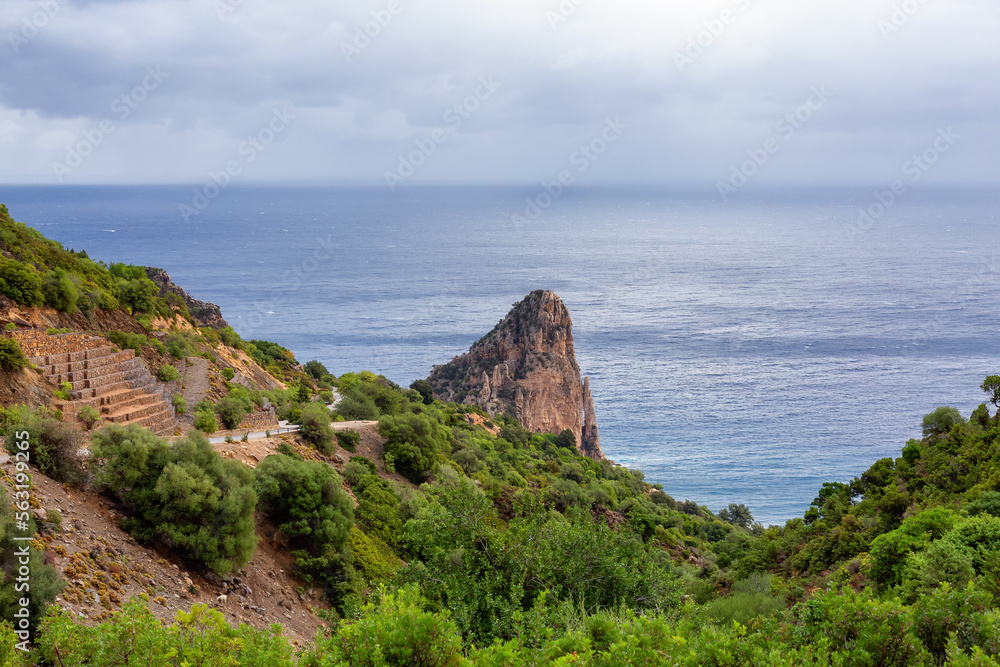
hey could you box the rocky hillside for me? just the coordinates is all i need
[144,267,229,329]
[427,290,603,459]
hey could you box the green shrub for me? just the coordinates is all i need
[0,337,27,372]
[172,394,187,415]
[410,379,435,405]
[89,425,258,574]
[3,411,87,487]
[298,402,334,454]
[106,330,148,352]
[221,367,235,381]
[41,268,79,313]
[166,333,192,360]
[35,595,297,666]
[702,574,786,626]
[0,487,64,633]
[254,454,354,586]
[337,429,361,453]
[922,406,967,438]
[78,404,100,430]
[158,364,181,382]
[379,412,451,484]
[0,259,43,306]
[349,526,400,581]
[304,359,329,381]
[307,585,464,667]
[194,408,217,434]
[337,390,380,421]
[355,474,402,549]
[215,395,248,430]
[345,456,378,486]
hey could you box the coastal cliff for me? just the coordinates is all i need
[144,266,229,329]
[427,290,603,459]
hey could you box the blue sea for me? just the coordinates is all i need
[1,184,998,525]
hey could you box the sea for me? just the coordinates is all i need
[1,184,997,526]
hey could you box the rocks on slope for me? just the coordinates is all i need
[144,267,229,329]
[427,290,603,460]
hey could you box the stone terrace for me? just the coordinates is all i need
[12,330,178,436]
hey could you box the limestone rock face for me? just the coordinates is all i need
[428,290,602,459]
[144,267,229,329]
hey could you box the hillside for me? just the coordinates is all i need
[3,209,1000,665]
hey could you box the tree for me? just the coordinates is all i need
[555,429,578,450]
[298,402,334,454]
[116,277,159,315]
[0,337,26,373]
[215,395,248,430]
[981,375,1000,410]
[921,406,966,438]
[89,425,258,574]
[410,379,435,405]
[0,259,43,306]
[305,359,329,381]
[41,268,79,313]
[379,412,452,484]
[718,503,754,529]
[255,454,354,586]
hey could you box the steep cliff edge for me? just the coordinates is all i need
[144,266,229,329]
[427,290,603,459]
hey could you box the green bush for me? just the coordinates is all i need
[298,402,334,454]
[304,359,329,381]
[215,395,248,430]
[194,408,217,434]
[410,379,435,405]
[336,390,380,421]
[221,367,235,381]
[378,412,451,484]
[336,429,360,453]
[0,486,65,634]
[254,454,354,587]
[0,337,27,372]
[0,259,43,306]
[78,404,100,430]
[345,456,378,486]
[106,330,148,352]
[41,268,79,313]
[36,595,297,666]
[307,585,464,667]
[922,406,967,438]
[172,394,187,415]
[355,474,402,549]
[349,526,400,582]
[166,333,192,360]
[89,425,258,574]
[158,364,180,382]
[3,410,87,487]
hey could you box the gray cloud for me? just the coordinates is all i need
[0,0,997,185]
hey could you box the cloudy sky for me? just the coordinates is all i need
[0,0,997,186]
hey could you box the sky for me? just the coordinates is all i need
[0,0,997,186]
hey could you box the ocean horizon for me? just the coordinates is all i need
[1,183,996,525]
